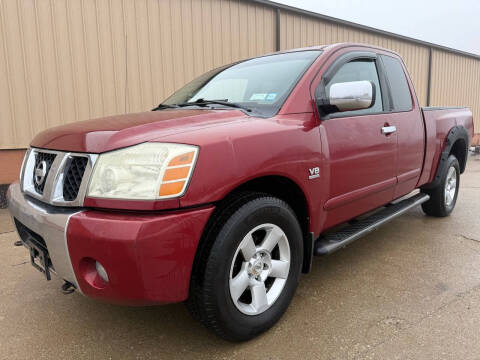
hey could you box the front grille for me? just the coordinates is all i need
[22,148,96,207]
[63,157,88,201]
[33,152,56,194]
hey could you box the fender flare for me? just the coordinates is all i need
[422,125,469,189]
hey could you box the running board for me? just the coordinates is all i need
[314,193,430,256]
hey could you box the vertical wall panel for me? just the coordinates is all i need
[96,0,117,116]
[430,49,480,130]
[146,0,163,106]
[0,1,16,148]
[17,0,45,137]
[66,0,91,122]
[35,1,63,130]
[1,0,31,147]
[52,0,77,124]
[82,0,105,118]
[158,0,174,98]
[0,0,477,149]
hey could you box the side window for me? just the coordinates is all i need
[325,59,383,116]
[381,55,412,111]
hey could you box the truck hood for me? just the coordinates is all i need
[30,109,249,153]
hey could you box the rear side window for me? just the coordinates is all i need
[325,59,383,116]
[381,55,413,111]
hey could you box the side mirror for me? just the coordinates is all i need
[319,80,375,113]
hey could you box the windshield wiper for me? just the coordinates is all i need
[151,103,179,111]
[177,98,252,112]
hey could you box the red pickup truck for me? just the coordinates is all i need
[8,43,473,341]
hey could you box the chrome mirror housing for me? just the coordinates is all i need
[327,80,375,112]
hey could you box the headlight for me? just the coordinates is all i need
[87,142,198,200]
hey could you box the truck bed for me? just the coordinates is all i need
[419,106,473,187]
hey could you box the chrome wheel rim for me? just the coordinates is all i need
[229,223,290,316]
[444,166,457,207]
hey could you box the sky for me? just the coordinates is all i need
[275,0,480,56]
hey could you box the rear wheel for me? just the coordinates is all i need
[187,194,303,341]
[421,155,460,217]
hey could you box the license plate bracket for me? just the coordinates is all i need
[26,240,52,280]
[14,218,54,281]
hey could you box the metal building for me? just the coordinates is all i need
[0,0,479,188]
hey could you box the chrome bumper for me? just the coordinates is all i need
[7,182,81,288]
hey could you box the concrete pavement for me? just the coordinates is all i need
[1,155,479,359]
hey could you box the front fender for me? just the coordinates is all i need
[170,115,325,234]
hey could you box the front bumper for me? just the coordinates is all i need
[7,182,214,305]
[7,182,80,286]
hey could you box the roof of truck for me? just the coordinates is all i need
[276,42,401,58]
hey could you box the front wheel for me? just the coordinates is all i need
[421,155,460,217]
[187,194,303,341]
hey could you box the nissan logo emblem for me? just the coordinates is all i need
[34,160,48,186]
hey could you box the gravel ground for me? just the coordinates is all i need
[1,154,479,359]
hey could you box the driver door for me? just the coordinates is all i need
[316,53,398,228]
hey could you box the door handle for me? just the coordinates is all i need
[381,125,397,135]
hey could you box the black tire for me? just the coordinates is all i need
[421,155,460,217]
[186,193,303,341]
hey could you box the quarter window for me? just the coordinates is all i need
[325,59,383,116]
[381,55,413,111]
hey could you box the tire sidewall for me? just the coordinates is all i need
[204,198,303,340]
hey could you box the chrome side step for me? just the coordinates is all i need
[314,193,430,256]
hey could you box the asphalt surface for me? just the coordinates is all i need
[1,155,480,360]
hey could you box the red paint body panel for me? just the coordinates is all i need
[418,107,474,186]
[66,206,214,305]
[83,196,180,211]
[162,113,325,235]
[31,109,249,153]
[391,106,425,199]
[23,43,474,304]
[388,57,425,199]
[318,113,398,228]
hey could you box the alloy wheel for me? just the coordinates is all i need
[229,223,290,315]
[444,166,457,207]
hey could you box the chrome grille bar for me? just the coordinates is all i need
[21,148,98,207]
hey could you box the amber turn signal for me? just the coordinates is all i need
[159,181,186,196]
[169,151,195,166]
[163,167,190,182]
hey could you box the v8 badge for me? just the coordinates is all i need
[308,167,320,179]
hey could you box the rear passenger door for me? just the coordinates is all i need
[315,52,398,228]
[379,54,424,199]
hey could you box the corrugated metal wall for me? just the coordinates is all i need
[430,49,480,124]
[279,12,431,105]
[0,0,478,150]
[0,0,275,149]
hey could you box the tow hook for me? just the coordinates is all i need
[14,240,23,247]
[61,281,76,294]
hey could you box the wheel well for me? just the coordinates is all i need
[209,176,312,273]
[189,176,312,296]
[228,176,310,237]
[449,138,467,173]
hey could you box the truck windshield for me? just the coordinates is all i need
[159,50,322,117]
